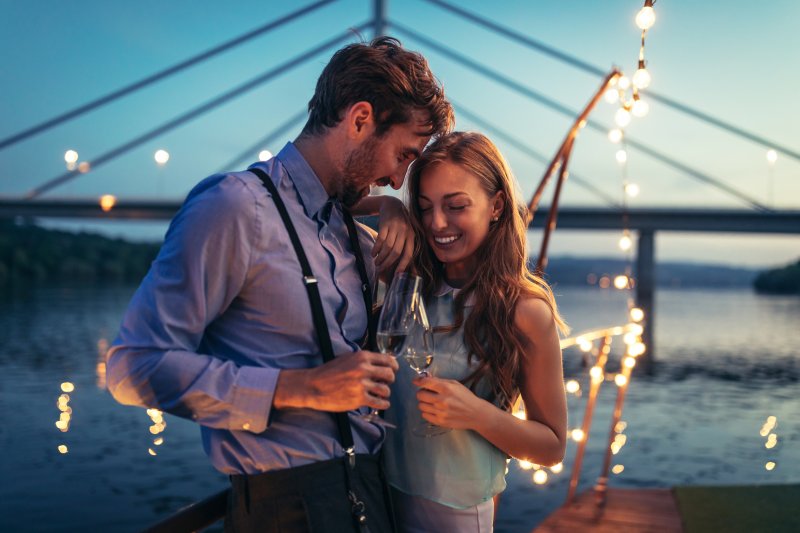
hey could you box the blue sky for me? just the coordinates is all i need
[1,0,798,267]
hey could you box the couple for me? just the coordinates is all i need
[106,37,567,533]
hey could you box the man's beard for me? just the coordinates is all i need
[340,135,381,208]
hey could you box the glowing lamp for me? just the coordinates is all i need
[259,150,273,161]
[99,194,117,212]
[154,149,170,165]
[630,307,645,322]
[766,149,777,164]
[632,96,650,117]
[604,87,620,104]
[619,233,633,251]
[636,1,656,30]
[616,149,628,164]
[615,107,632,128]
[632,60,652,89]
[625,183,640,197]
[565,380,580,394]
[614,275,629,289]
[64,150,79,164]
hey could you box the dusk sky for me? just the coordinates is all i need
[2,0,798,267]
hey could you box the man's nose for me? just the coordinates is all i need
[387,172,404,190]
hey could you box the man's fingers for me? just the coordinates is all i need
[368,352,399,371]
[395,235,415,273]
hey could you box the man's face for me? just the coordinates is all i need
[339,115,431,207]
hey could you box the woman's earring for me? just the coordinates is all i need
[491,215,499,222]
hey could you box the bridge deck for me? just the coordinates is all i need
[533,488,683,532]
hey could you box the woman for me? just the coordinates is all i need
[384,132,569,532]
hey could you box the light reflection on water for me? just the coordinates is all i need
[0,285,797,532]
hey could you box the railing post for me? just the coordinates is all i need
[373,0,388,38]
[566,336,612,503]
[635,229,655,371]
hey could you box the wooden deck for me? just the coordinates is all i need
[534,488,683,532]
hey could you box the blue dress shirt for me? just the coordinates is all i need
[107,142,382,474]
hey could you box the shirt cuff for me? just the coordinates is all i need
[232,366,280,433]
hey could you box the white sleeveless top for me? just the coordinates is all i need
[383,283,508,509]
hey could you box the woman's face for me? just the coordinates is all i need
[417,160,501,279]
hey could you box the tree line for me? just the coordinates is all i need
[0,219,160,286]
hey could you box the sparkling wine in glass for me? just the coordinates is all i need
[405,320,450,437]
[362,273,422,428]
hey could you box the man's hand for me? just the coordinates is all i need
[274,351,399,412]
[372,196,415,275]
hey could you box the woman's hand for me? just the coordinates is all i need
[413,376,487,430]
[372,196,415,275]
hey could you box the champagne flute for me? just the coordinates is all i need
[404,311,450,437]
[362,273,423,428]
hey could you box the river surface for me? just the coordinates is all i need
[0,285,797,532]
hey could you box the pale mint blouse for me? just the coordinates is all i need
[383,283,508,509]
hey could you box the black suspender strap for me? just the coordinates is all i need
[342,211,376,349]
[251,167,373,457]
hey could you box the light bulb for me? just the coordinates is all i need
[636,5,656,30]
[632,97,650,117]
[154,149,170,165]
[633,67,651,89]
[625,183,640,197]
[766,149,777,164]
[259,150,273,161]
[614,275,629,290]
[615,108,632,128]
[99,194,117,212]
[619,234,633,251]
[604,87,619,104]
[616,149,628,164]
[630,307,645,322]
[64,150,79,164]
[618,76,631,90]
[608,128,623,143]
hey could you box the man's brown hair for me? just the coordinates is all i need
[301,37,454,138]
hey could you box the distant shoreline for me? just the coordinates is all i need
[2,219,795,292]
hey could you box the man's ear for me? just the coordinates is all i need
[345,101,375,139]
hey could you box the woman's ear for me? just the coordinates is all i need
[491,191,505,220]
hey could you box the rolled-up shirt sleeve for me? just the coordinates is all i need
[106,174,277,433]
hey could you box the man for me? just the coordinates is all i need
[106,37,453,532]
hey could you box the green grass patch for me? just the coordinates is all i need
[674,484,800,533]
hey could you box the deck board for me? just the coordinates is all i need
[533,488,683,532]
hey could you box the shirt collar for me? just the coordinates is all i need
[434,281,476,307]
[273,141,332,220]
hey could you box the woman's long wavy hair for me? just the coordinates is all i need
[406,132,569,410]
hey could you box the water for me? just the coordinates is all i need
[0,285,797,532]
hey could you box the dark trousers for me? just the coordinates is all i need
[225,454,395,533]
